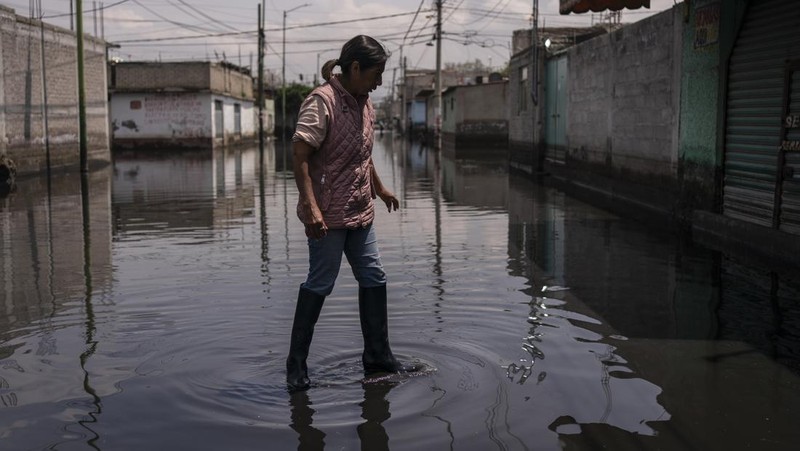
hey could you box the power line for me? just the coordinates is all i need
[115,9,433,43]
[42,0,131,18]
[167,0,228,33]
[131,0,224,34]
[176,0,239,32]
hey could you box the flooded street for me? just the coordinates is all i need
[2,135,800,450]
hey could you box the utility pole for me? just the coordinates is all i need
[281,3,310,141]
[532,0,539,106]
[434,0,442,150]
[315,52,320,86]
[257,3,265,150]
[76,0,88,172]
[532,0,541,172]
[401,56,407,136]
[399,47,405,134]
[399,0,425,137]
[282,11,287,141]
[40,13,51,172]
[390,66,396,118]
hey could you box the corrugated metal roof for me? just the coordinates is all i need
[559,0,650,14]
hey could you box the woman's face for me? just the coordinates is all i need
[353,61,385,96]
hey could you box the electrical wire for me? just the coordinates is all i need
[42,0,131,19]
[115,9,432,43]
[177,0,240,32]
[131,0,225,34]
[167,0,229,33]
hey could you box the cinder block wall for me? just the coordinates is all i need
[566,7,681,178]
[210,65,254,100]
[114,62,211,91]
[452,82,509,149]
[508,47,544,173]
[547,7,684,223]
[0,6,109,175]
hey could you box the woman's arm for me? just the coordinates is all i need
[293,140,328,238]
[370,158,399,212]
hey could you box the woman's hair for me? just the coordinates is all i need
[321,35,389,82]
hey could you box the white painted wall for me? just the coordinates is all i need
[410,100,426,125]
[111,92,212,139]
[112,92,254,142]
[213,94,256,139]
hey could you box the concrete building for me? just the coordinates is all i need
[109,61,256,150]
[442,80,509,155]
[0,6,110,176]
[399,69,460,135]
[511,0,800,266]
[508,26,610,173]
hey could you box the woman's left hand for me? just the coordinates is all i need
[377,188,399,212]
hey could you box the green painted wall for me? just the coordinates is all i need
[680,1,719,166]
[679,0,749,166]
[677,0,749,213]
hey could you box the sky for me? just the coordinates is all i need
[9,0,677,100]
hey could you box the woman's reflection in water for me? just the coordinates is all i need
[289,391,326,451]
[357,381,397,451]
[289,380,397,451]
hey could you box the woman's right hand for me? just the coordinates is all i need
[302,202,328,239]
[293,141,328,239]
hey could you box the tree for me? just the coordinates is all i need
[275,83,314,139]
[498,62,510,78]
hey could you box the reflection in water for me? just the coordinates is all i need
[357,382,396,451]
[0,164,113,447]
[288,381,397,451]
[289,390,326,451]
[79,174,102,449]
[506,288,548,386]
[1,139,800,449]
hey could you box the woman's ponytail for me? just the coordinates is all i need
[321,59,339,82]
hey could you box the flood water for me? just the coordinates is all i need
[2,135,800,450]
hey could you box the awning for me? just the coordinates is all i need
[560,0,650,14]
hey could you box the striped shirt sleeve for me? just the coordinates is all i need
[291,94,329,149]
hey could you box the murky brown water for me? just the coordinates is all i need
[1,136,799,450]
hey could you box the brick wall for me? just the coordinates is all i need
[0,6,109,175]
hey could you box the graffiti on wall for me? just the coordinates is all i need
[144,94,209,137]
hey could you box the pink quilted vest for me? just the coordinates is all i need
[299,76,376,229]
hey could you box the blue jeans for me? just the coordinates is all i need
[302,223,386,296]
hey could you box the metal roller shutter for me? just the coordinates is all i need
[723,0,800,230]
[779,67,800,233]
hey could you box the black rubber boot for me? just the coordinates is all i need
[358,285,417,375]
[286,287,326,391]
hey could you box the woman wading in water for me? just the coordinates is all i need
[286,35,418,391]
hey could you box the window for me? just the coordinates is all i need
[518,66,529,114]
[214,100,224,138]
[234,104,241,136]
